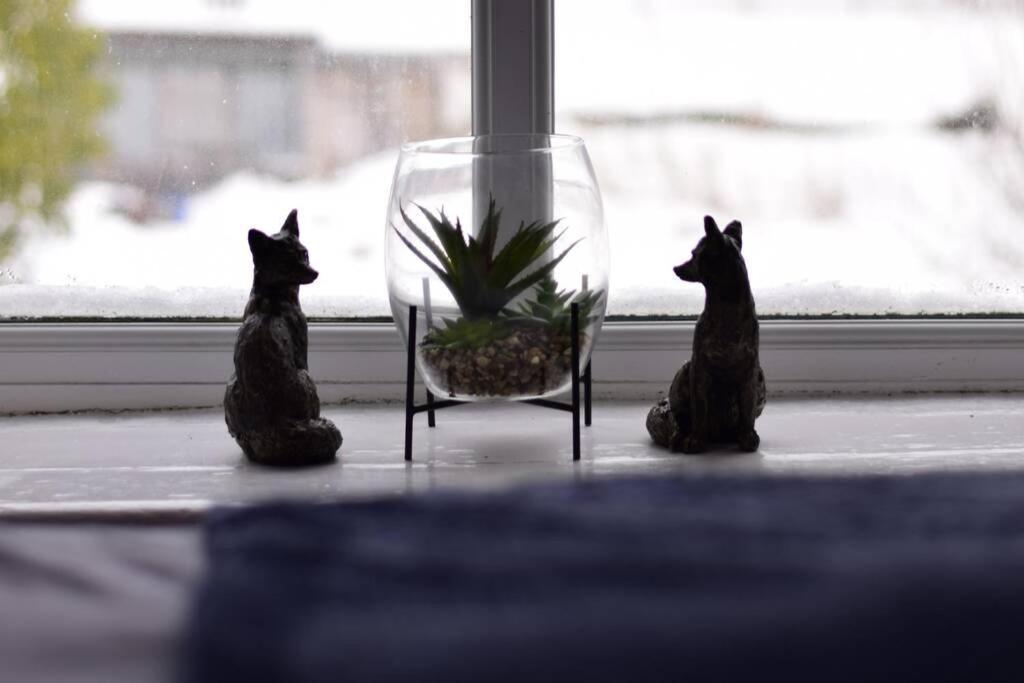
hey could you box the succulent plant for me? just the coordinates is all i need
[393,198,580,320]
[421,316,510,350]
[424,276,604,351]
[509,275,605,335]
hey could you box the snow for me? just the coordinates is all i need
[1,153,399,318]
[5,120,1023,318]
[583,121,1024,315]
[3,2,1023,318]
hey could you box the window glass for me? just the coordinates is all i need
[0,0,469,318]
[557,0,1024,315]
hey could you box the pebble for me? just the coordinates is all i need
[420,323,589,398]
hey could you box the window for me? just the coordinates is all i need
[556,0,1024,316]
[5,0,1022,320]
[1,1,1022,415]
[0,0,470,319]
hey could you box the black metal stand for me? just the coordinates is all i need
[404,303,593,462]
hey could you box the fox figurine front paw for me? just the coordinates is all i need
[224,210,342,466]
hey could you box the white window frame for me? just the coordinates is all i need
[0,1,1022,414]
[0,320,1021,413]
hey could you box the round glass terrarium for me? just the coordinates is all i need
[385,134,609,401]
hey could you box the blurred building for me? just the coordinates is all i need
[78,0,470,193]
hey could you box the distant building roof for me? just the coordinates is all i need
[75,0,470,55]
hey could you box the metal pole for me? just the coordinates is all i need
[472,0,554,136]
[471,0,555,239]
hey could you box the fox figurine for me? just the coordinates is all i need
[224,209,342,465]
[646,216,766,454]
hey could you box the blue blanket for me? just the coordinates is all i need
[182,474,1024,682]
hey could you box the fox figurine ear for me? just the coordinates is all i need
[281,209,299,237]
[704,215,723,242]
[723,221,742,250]
[248,228,270,255]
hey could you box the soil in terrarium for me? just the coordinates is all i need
[421,320,586,397]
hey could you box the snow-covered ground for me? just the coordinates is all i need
[2,3,1023,317]
[1,155,398,319]
[5,121,1022,318]
[587,121,1024,315]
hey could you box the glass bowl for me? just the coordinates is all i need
[385,134,609,401]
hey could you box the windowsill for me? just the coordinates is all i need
[2,395,1022,521]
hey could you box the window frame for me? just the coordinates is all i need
[1,319,1022,413]
[0,1,1022,413]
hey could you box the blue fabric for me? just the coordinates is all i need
[182,474,1024,682]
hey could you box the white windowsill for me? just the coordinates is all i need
[1,396,1023,521]
[0,319,1022,413]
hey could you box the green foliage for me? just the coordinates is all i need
[393,197,580,320]
[421,316,510,350]
[0,0,112,260]
[509,275,605,334]
[422,277,606,350]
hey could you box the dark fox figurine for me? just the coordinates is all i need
[646,216,766,454]
[224,210,342,466]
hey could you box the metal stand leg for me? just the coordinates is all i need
[404,306,417,462]
[571,303,581,461]
[583,360,592,427]
[426,390,436,428]
[404,303,591,462]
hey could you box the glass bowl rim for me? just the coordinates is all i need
[399,134,585,157]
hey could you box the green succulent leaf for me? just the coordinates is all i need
[391,224,454,295]
[422,317,511,350]
[399,205,450,272]
[392,197,585,321]
[507,275,606,335]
